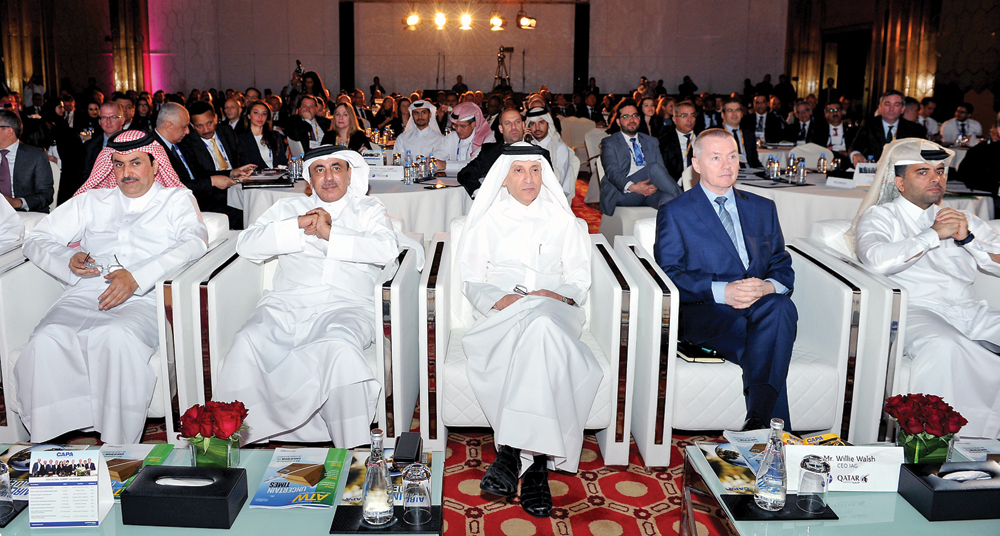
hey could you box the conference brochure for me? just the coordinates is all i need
[0,443,90,500]
[695,441,755,494]
[27,450,113,527]
[98,443,174,499]
[250,448,350,508]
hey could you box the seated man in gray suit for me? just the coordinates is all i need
[0,110,54,212]
[599,99,681,216]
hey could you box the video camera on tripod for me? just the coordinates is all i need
[494,47,514,90]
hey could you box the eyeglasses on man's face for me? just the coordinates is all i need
[99,115,122,122]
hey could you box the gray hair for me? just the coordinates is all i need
[692,128,737,159]
[0,110,22,139]
[155,102,188,128]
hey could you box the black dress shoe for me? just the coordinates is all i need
[519,455,552,518]
[480,444,520,497]
[740,415,768,431]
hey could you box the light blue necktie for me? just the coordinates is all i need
[630,137,645,166]
[715,196,739,251]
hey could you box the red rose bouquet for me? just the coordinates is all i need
[178,400,249,468]
[884,393,966,463]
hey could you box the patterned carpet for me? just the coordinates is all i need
[573,174,603,233]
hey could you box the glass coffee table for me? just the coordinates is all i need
[681,445,999,536]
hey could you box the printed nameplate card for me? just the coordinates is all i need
[786,445,904,492]
[852,163,877,187]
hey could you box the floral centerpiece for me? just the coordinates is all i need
[884,393,966,463]
[178,400,249,468]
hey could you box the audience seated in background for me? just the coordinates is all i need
[917,97,940,142]
[321,102,371,153]
[525,107,575,199]
[458,109,548,198]
[657,100,698,184]
[854,138,1000,439]
[721,97,762,168]
[850,90,926,165]
[599,99,680,216]
[783,100,818,145]
[237,101,289,170]
[14,129,207,444]
[462,144,599,518]
[742,94,785,144]
[392,100,443,159]
[959,114,1000,196]
[436,102,494,176]
[213,146,398,447]
[940,102,983,145]
[812,101,856,163]
[655,128,796,431]
[0,109,54,212]
[285,95,331,150]
[82,102,125,181]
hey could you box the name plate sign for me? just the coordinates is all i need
[853,163,877,187]
[786,445,904,492]
[369,166,404,181]
[825,175,857,189]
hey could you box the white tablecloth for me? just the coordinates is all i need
[228,179,472,238]
[736,174,994,240]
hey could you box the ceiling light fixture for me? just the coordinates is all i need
[403,13,419,30]
[435,12,446,29]
[516,5,535,30]
[489,11,505,31]
[460,13,472,30]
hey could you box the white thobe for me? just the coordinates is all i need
[0,200,23,247]
[940,119,983,143]
[213,194,399,447]
[460,196,601,473]
[434,131,492,175]
[918,116,939,137]
[15,184,208,444]
[532,135,575,199]
[392,127,443,158]
[856,196,1000,438]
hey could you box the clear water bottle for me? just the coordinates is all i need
[867,154,875,163]
[754,418,787,511]
[404,150,413,168]
[417,155,427,179]
[362,429,394,525]
[817,154,827,173]
[427,153,436,178]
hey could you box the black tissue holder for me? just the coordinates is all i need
[121,465,248,529]
[897,461,1000,521]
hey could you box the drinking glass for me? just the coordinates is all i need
[796,455,830,513]
[401,463,431,525]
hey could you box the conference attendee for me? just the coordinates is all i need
[373,96,398,131]
[678,76,698,99]
[940,103,983,145]
[917,98,940,141]
[369,77,386,102]
[525,107,575,199]
[810,101,855,162]
[22,93,44,119]
[600,99,681,216]
[321,102,372,153]
[742,94,784,143]
[83,101,101,132]
[351,89,374,127]
[213,146,398,446]
[181,100,255,229]
[721,97,762,168]
[657,97,676,129]
[959,116,1000,196]
[220,97,244,133]
[392,100,443,159]
[783,100,818,144]
[111,93,142,132]
[435,102,494,176]
[575,93,601,122]
[152,102,199,184]
[61,95,81,131]
[458,109,550,197]
[774,75,797,110]
[655,128,796,430]
[552,94,573,118]
[285,95,331,150]
[903,97,921,124]
[818,78,842,107]
[637,97,664,137]
[452,75,469,94]
[14,129,208,444]
[657,101,698,183]
[695,94,722,132]
[849,90,925,165]
[0,198,22,247]
[462,144,600,518]
[0,110,54,212]
[82,102,124,180]
[133,94,154,133]
[853,138,1000,439]
[35,100,85,206]
[238,101,289,169]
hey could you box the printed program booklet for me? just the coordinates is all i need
[340,448,433,506]
[250,448,350,508]
[696,441,755,494]
[98,443,174,499]
[0,443,90,501]
[28,450,113,527]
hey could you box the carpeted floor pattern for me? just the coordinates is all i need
[573,174,603,234]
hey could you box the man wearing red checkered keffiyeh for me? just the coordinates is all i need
[14,128,208,445]
[75,129,186,195]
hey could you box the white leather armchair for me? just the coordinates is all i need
[808,218,1000,441]
[0,212,232,443]
[583,128,608,204]
[178,220,424,449]
[615,218,868,467]
[418,217,638,466]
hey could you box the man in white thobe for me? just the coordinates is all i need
[392,100,444,160]
[525,107,577,200]
[460,143,601,518]
[14,129,207,444]
[854,138,1000,438]
[434,102,494,176]
[213,145,399,447]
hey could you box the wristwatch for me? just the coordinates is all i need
[561,296,577,306]
[955,232,974,247]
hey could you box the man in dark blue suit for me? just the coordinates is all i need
[654,128,796,430]
[599,99,681,217]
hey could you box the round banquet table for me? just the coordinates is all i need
[228,179,472,238]
[736,173,994,240]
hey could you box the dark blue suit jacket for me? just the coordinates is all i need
[599,132,680,216]
[654,184,794,342]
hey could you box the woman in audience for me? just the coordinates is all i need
[83,101,101,133]
[321,102,372,152]
[131,93,153,132]
[657,97,676,128]
[374,96,402,133]
[637,96,663,137]
[398,97,412,133]
[238,100,288,169]
[36,101,85,205]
